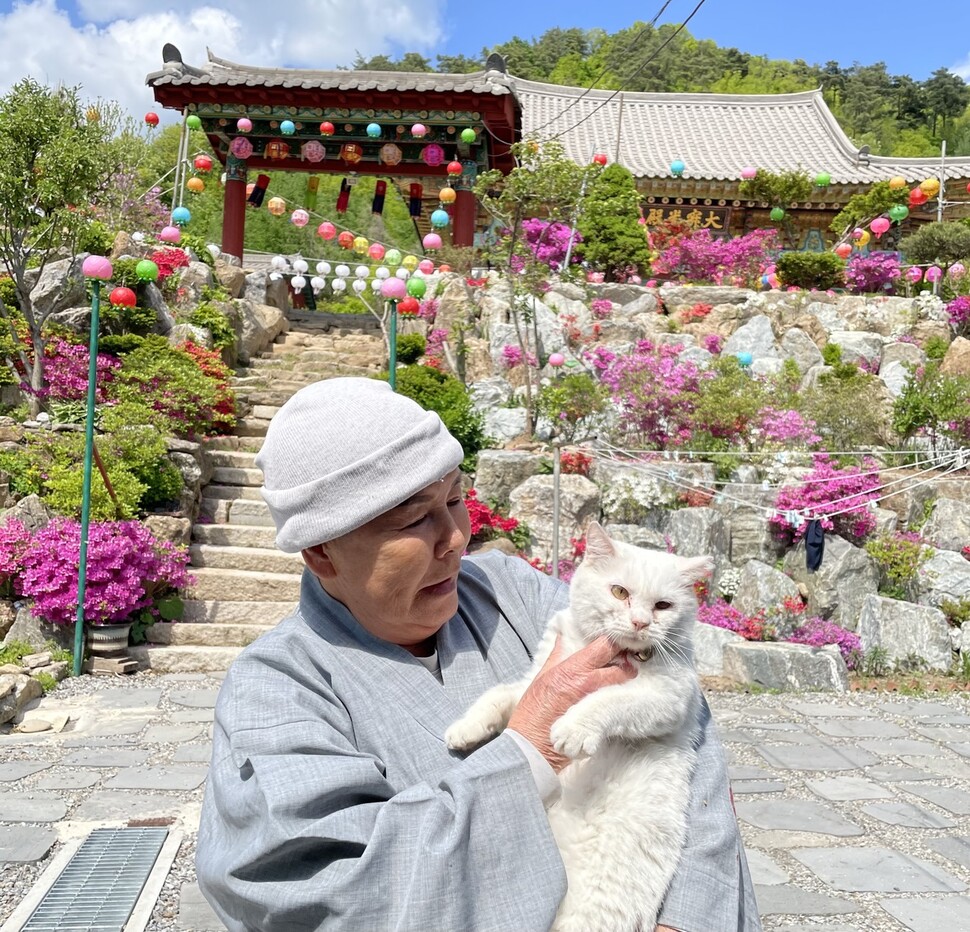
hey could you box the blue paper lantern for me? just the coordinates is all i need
[430,209,450,228]
[171,206,191,226]
[736,351,753,367]
[366,123,382,138]
[670,159,686,177]
[280,120,296,135]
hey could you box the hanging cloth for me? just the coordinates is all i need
[372,180,386,215]
[247,174,270,208]
[336,178,351,214]
[409,182,423,217]
[304,175,320,211]
[805,520,825,573]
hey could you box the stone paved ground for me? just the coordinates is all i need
[0,674,968,931]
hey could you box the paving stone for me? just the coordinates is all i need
[756,744,879,771]
[73,790,185,821]
[105,765,208,791]
[34,769,100,790]
[769,926,863,932]
[748,831,849,850]
[172,744,213,764]
[160,674,210,682]
[915,726,970,741]
[901,755,969,779]
[169,689,220,709]
[143,724,205,744]
[732,780,786,794]
[879,895,970,931]
[60,736,138,748]
[926,836,970,870]
[0,793,67,822]
[176,881,227,931]
[78,718,153,738]
[866,764,932,782]
[61,749,150,768]
[787,702,873,718]
[806,776,894,801]
[948,742,970,758]
[880,701,970,724]
[861,801,956,829]
[747,722,801,731]
[745,849,789,885]
[90,688,162,709]
[792,847,967,893]
[811,719,908,738]
[858,738,944,757]
[751,731,830,746]
[171,709,215,724]
[902,785,970,816]
[729,766,775,780]
[718,728,757,744]
[0,825,57,862]
[0,761,52,782]
[736,800,863,836]
[753,884,860,916]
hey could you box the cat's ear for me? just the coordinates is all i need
[681,555,714,582]
[583,521,616,563]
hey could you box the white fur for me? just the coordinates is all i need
[446,524,710,931]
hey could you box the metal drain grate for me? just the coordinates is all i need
[22,827,169,931]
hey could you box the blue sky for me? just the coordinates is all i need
[0,0,967,123]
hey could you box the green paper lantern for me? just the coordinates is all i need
[186,115,202,130]
[460,128,476,144]
[384,248,402,267]
[770,207,786,221]
[406,277,427,298]
[814,171,831,187]
[136,259,159,282]
[889,204,910,223]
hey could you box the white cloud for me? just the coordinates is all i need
[0,0,446,122]
[954,53,970,80]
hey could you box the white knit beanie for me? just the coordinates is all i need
[256,378,464,552]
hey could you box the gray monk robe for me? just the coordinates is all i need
[197,551,760,931]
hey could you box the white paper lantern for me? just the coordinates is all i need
[293,258,309,274]
[269,271,283,281]
[370,280,382,291]
[316,261,331,275]
[271,255,288,270]
[335,264,351,278]
[352,279,367,293]
[311,276,325,292]
[395,268,409,280]
[291,275,306,291]
[375,266,390,279]
[355,265,369,279]
[332,278,347,292]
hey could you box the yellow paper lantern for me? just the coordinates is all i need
[267,197,287,216]
[401,254,419,272]
[353,236,369,255]
[888,176,907,190]
[438,186,457,204]
[919,178,940,197]
[187,177,205,193]
[855,229,870,248]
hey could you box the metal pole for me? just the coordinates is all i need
[551,440,561,580]
[933,140,946,296]
[562,151,597,271]
[388,300,398,391]
[73,281,102,676]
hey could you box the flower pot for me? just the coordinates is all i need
[86,622,133,656]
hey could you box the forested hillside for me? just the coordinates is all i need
[351,22,970,157]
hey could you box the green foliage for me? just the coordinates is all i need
[738,168,813,206]
[775,251,846,290]
[831,181,910,237]
[98,334,146,356]
[821,343,843,367]
[923,335,950,360]
[99,301,156,337]
[0,447,42,496]
[0,276,19,310]
[388,365,490,469]
[685,355,769,452]
[892,360,970,450]
[802,366,893,452]
[535,371,609,442]
[76,219,115,257]
[940,597,970,628]
[178,232,216,267]
[395,333,427,365]
[576,163,651,279]
[32,671,57,693]
[188,302,235,350]
[864,532,932,600]
[899,222,970,271]
[861,645,891,677]
[109,258,143,289]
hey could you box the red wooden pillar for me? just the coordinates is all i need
[452,160,479,248]
[221,154,248,263]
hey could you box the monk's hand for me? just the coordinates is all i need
[508,636,635,773]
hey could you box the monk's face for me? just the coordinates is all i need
[303,470,470,653]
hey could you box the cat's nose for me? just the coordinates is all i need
[631,619,650,631]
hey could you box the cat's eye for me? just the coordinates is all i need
[655,600,673,611]
[610,584,629,601]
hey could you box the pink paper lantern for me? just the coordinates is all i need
[237,117,253,133]
[870,217,891,238]
[834,243,852,259]
[548,353,565,367]
[317,222,336,240]
[230,137,253,159]
[411,123,427,138]
[421,144,445,167]
[159,225,181,243]
[368,243,386,261]
[380,278,407,299]
[422,232,442,250]
[925,266,943,283]
[82,255,113,279]
[740,166,757,180]
[301,141,326,163]
[948,262,966,280]
[418,259,435,274]
[291,209,310,227]
[905,266,923,283]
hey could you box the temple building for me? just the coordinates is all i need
[147,47,970,261]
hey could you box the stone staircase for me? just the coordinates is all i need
[132,322,387,672]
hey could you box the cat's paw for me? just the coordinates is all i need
[445,717,496,752]
[549,718,601,759]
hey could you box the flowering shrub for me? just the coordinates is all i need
[20,339,120,403]
[963,544,970,562]
[560,450,592,476]
[946,295,970,338]
[698,600,775,641]
[845,252,902,295]
[424,328,450,370]
[464,490,528,550]
[757,407,822,447]
[652,229,778,288]
[787,617,862,669]
[678,302,712,324]
[18,518,191,626]
[864,531,932,601]
[676,488,714,508]
[702,333,724,355]
[179,341,236,434]
[716,567,742,601]
[516,219,580,272]
[0,518,30,597]
[149,248,190,281]
[418,298,439,324]
[771,455,881,543]
[590,298,613,320]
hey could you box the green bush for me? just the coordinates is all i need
[389,365,490,470]
[76,219,114,257]
[536,371,609,441]
[396,333,427,365]
[864,532,932,600]
[188,302,235,350]
[775,252,846,291]
[99,334,146,356]
[99,302,157,337]
[0,447,42,497]
[179,232,216,267]
[892,360,970,450]
[0,276,19,310]
[821,343,843,366]
[899,222,970,271]
[924,335,950,360]
[109,258,142,289]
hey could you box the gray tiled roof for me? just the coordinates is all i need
[513,79,970,184]
[146,50,513,96]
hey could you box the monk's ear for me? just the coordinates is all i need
[302,542,337,579]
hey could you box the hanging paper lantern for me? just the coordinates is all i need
[159,225,181,243]
[418,259,435,275]
[834,243,852,259]
[368,243,386,261]
[82,255,113,279]
[186,177,205,194]
[379,143,403,166]
[670,159,686,177]
[144,112,159,127]
[967,182,970,194]
[740,166,757,180]
[371,280,383,292]
[397,297,421,315]
[919,178,941,197]
[317,222,336,240]
[332,278,347,292]
[271,255,288,270]
[422,233,442,250]
[411,123,428,138]
[237,117,253,133]
[438,264,452,273]
[293,259,309,274]
[769,207,785,221]
[230,137,253,159]
[888,176,906,190]
[909,187,929,206]
[267,197,287,216]
[406,277,427,298]
[446,160,462,177]
[375,266,390,279]
[870,217,891,238]
[171,206,191,226]
[855,230,871,248]
[108,286,137,307]
[905,266,923,283]
[135,260,159,282]
[385,248,402,266]
[949,262,966,280]
[245,182,255,197]
[186,114,202,130]
[334,264,351,278]
[352,279,368,294]
[591,153,608,166]
[320,121,335,136]
[354,265,369,279]
[265,140,290,160]
[316,261,332,275]
[925,266,943,283]
[291,209,310,227]
[381,278,407,299]
[291,275,306,291]
[395,267,410,280]
[460,128,477,144]
[430,209,450,228]
[302,141,326,163]
[353,236,369,255]
[340,143,363,165]
[311,276,325,292]
[280,120,296,135]
[402,255,419,272]
[421,144,445,167]
[888,204,909,223]
[438,186,456,204]
[814,171,831,187]
[337,231,355,249]
[852,228,865,240]
[193,154,213,173]
[366,122,382,138]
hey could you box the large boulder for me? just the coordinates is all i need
[474,450,545,507]
[878,360,911,397]
[176,261,215,306]
[141,282,176,335]
[827,330,883,369]
[468,376,513,411]
[732,560,801,617]
[167,323,211,349]
[143,515,192,548]
[660,286,756,309]
[722,315,779,362]
[1,605,73,652]
[693,622,746,677]
[483,408,528,444]
[941,336,970,378]
[857,595,952,672]
[214,259,248,299]
[880,341,924,370]
[711,484,785,566]
[167,438,212,520]
[880,480,938,527]
[780,328,824,372]
[665,508,730,585]
[243,270,290,311]
[27,255,87,321]
[596,282,651,306]
[917,549,970,607]
[603,524,668,550]
[509,474,600,564]
[234,300,287,364]
[921,498,970,553]
[0,673,43,725]
[0,494,52,534]
[614,292,660,319]
[783,536,879,630]
[723,641,849,691]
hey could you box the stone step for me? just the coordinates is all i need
[201,483,263,502]
[211,466,263,487]
[186,567,303,601]
[205,449,258,469]
[192,524,279,548]
[249,404,281,421]
[234,390,297,408]
[201,497,274,526]
[181,599,297,624]
[202,436,263,453]
[145,621,276,647]
[189,544,304,574]
[130,644,244,673]
[235,417,272,437]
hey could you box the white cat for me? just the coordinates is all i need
[446,523,710,932]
